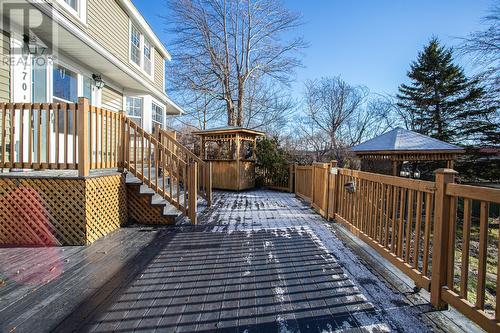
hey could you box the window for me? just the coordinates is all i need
[83,76,93,105]
[152,103,164,129]
[129,22,154,77]
[32,57,47,103]
[64,0,78,11]
[143,38,152,75]
[53,65,78,103]
[56,0,86,23]
[130,25,141,66]
[126,97,143,126]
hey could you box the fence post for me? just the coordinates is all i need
[288,164,294,193]
[430,168,457,309]
[328,160,338,220]
[77,97,89,177]
[206,161,213,207]
[189,161,198,224]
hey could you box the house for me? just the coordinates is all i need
[0,0,182,133]
[0,0,211,246]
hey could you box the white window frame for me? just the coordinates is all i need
[126,96,143,126]
[152,102,164,129]
[56,0,87,24]
[128,20,155,80]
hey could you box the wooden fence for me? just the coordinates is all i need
[255,164,293,192]
[295,165,313,201]
[294,161,500,332]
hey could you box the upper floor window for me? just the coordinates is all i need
[130,25,141,67]
[57,0,87,23]
[64,0,77,11]
[143,38,152,75]
[152,102,164,129]
[129,22,154,77]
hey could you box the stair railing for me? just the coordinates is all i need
[123,117,198,224]
[154,125,212,206]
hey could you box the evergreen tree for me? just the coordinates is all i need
[397,38,496,144]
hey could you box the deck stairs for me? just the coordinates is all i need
[122,119,212,225]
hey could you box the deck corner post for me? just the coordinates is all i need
[77,97,90,177]
[189,161,198,224]
[117,111,126,172]
[430,168,458,309]
[328,160,339,220]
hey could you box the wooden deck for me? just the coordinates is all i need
[0,190,478,333]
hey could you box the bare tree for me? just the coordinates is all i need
[296,77,393,165]
[459,3,500,95]
[166,0,305,127]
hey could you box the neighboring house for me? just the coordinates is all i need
[0,0,182,135]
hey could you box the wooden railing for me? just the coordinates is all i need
[124,119,198,223]
[255,164,293,192]
[294,162,500,332]
[154,125,212,206]
[0,98,205,224]
[434,178,500,332]
[0,99,123,172]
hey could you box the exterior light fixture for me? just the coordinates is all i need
[92,74,105,89]
[413,168,421,179]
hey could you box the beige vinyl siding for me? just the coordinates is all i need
[51,0,167,94]
[0,31,10,102]
[154,49,164,91]
[101,86,123,112]
[87,0,129,64]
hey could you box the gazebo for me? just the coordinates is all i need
[193,126,265,190]
[351,127,465,176]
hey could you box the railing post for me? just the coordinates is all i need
[205,161,213,207]
[430,168,457,309]
[189,161,198,224]
[117,111,126,172]
[77,97,90,177]
[328,160,338,220]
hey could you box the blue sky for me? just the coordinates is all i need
[133,0,494,97]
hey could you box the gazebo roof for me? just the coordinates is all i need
[192,126,265,137]
[351,127,465,154]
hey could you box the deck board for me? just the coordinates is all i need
[0,190,447,332]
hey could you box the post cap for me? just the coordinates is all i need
[434,168,458,175]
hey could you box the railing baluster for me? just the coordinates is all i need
[405,189,414,262]
[422,192,432,276]
[446,196,458,289]
[28,104,33,167]
[63,103,68,168]
[19,104,24,167]
[413,191,423,269]
[10,104,15,167]
[476,201,489,309]
[1,104,6,167]
[460,198,471,299]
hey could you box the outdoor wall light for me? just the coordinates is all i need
[413,169,421,179]
[344,182,356,193]
[92,74,105,89]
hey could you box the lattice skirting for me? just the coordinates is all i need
[127,184,175,225]
[0,174,127,246]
